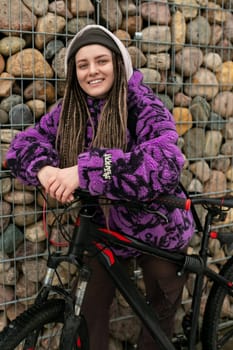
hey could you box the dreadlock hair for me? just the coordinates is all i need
[56,51,128,168]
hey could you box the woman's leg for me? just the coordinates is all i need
[81,256,116,350]
[137,254,187,350]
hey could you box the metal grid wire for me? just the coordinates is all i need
[0,0,233,347]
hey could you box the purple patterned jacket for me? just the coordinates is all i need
[7,70,195,257]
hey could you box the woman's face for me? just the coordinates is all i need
[75,44,115,99]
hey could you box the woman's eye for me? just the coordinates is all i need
[98,59,107,65]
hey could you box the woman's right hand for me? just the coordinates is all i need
[37,165,79,203]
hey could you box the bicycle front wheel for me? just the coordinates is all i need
[202,257,233,350]
[0,299,88,350]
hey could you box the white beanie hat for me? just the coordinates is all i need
[65,24,133,81]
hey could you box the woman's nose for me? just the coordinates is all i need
[89,63,98,75]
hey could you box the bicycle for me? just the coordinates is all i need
[1,175,233,350]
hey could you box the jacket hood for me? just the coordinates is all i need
[65,24,133,81]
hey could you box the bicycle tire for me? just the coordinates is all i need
[202,256,233,350]
[0,299,88,350]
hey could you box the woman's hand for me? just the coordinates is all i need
[37,165,79,203]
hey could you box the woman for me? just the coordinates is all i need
[6,24,195,349]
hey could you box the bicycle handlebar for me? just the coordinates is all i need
[2,163,233,211]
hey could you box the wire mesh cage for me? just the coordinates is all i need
[0,0,233,348]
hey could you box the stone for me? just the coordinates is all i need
[22,0,49,16]
[188,179,203,193]
[9,104,33,129]
[0,0,37,34]
[209,24,223,45]
[0,54,4,74]
[190,96,210,128]
[0,109,9,130]
[184,68,219,100]
[113,30,131,46]
[0,177,11,195]
[26,99,46,119]
[203,170,227,195]
[119,0,136,16]
[203,2,226,24]
[171,10,186,52]
[52,47,66,79]
[139,68,161,89]
[211,91,233,119]
[0,224,24,254]
[189,160,211,183]
[221,140,233,156]
[0,129,19,144]
[172,107,193,136]
[0,95,23,112]
[186,16,211,45]
[0,267,18,286]
[35,13,66,49]
[0,285,14,311]
[0,252,11,273]
[49,1,73,19]
[15,240,45,258]
[208,112,225,131]
[183,128,206,158]
[15,275,38,299]
[0,37,26,56]
[146,53,170,70]
[0,73,15,98]
[100,0,122,31]
[204,130,223,157]
[6,49,54,78]
[212,156,231,172]
[0,201,11,234]
[44,39,64,60]
[127,46,146,68]
[216,61,233,91]
[21,258,47,283]
[121,17,142,37]
[13,205,42,226]
[4,190,35,205]
[203,52,222,72]
[174,93,192,107]
[25,221,47,242]
[140,1,171,25]
[69,0,94,17]
[175,47,203,77]
[24,80,56,104]
[141,26,171,53]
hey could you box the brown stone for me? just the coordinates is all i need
[6,49,54,78]
[24,80,56,104]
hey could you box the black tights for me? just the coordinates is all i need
[81,254,186,350]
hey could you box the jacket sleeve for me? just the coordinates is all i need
[78,75,184,201]
[6,104,61,186]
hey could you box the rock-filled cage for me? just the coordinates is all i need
[0,0,233,348]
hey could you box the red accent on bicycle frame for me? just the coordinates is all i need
[210,231,218,239]
[227,281,233,287]
[98,227,132,243]
[95,243,115,265]
[185,199,191,211]
[76,337,81,348]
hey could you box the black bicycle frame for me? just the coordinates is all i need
[61,204,233,350]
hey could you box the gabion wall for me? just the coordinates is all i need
[0,0,233,348]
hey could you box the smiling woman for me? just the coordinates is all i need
[6,24,195,350]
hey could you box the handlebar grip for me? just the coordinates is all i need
[156,195,191,211]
